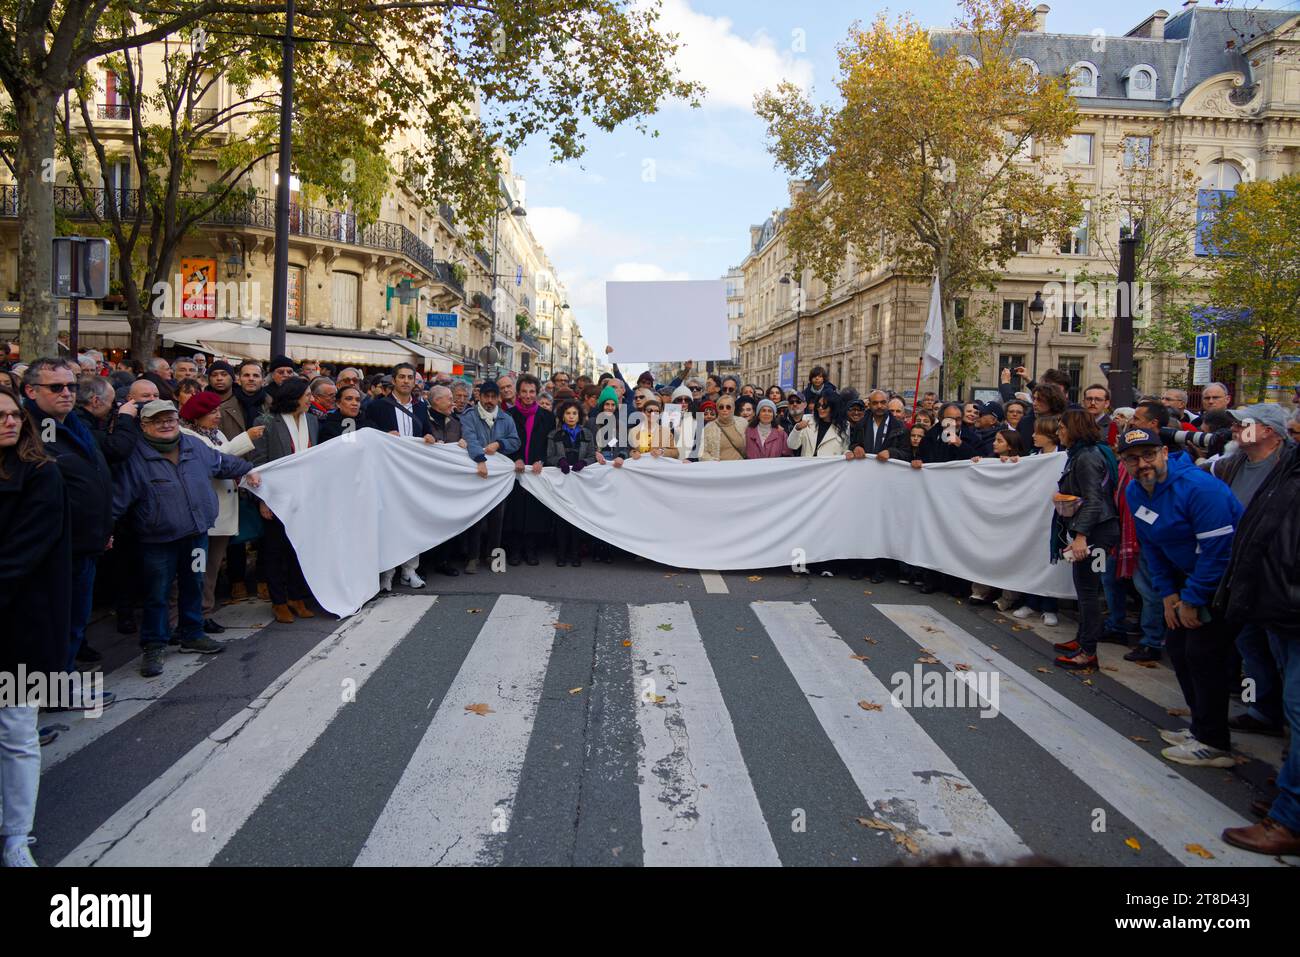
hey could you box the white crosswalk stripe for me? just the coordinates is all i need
[42,596,1289,867]
[752,601,1029,862]
[629,602,780,866]
[59,596,436,867]
[875,604,1287,868]
[355,594,559,866]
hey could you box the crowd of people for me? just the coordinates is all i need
[1,346,1298,865]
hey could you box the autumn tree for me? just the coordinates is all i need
[755,0,1082,392]
[1,1,699,358]
[1202,172,1300,402]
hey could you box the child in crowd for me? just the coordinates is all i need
[546,399,596,566]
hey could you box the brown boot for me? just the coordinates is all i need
[1221,818,1300,856]
[257,582,270,601]
[288,599,315,619]
[226,582,248,603]
[272,603,295,624]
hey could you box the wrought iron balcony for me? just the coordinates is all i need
[474,247,491,271]
[97,102,131,120]
[191,107,219,124]
[471,291,495,320]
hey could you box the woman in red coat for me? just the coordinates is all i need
[745,399,791,460]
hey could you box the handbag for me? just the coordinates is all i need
[231,492,265,544]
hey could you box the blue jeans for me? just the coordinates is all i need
[1133,555,1166,650]
[140,535,207,648]
[66,556,97,671]
[1099,553,1127,634]
[1237,623,1283,728]
[1266,630,1300,832]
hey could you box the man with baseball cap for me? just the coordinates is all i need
[1118,426,1243,768]
[113,400,261,677]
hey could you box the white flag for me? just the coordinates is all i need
[920,274,944,379]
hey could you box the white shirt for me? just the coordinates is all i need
[395,398,414,438]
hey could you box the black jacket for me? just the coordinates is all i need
[1057,442,1120,546]
[364,395,432,437]
[428,408,462,444]
[1218,442,1300,637]
[1000,382,1037,450]
[920,422,980,463]
[38,412,114,557]
[850,414,907,455]
[546,426,597,468]
[0,454,71,677]
[508,406,557,465]
[318,410,360,444]
[75,406,139,466]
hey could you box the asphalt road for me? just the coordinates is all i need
[31,559,1295,867]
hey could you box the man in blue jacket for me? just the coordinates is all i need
[113,401,259,677]
[459,379,520,574]
[1118,427,1243,768]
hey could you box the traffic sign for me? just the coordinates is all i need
[426,312,457,329]
[1194,332,1216,360]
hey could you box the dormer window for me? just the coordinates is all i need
[957,55,980,72]
[1123,65,1158,100]
[1016,58,1039,76]
[1068,62,1098,97]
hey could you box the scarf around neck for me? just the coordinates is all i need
[144,433,180,454]
[476,402,498,427]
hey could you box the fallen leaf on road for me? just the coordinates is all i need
[1130,736,1149,743]
[1101,665,1119,672]
[465,703,494,716]
[1011,625,1027,631]
[849,654,870,662]
[748,576,762,582]
[657,624,673,632]
[1136,660,1160,669]
[864,637,879,645]
[1185,844,1215,860]
[1035,667,1051,674]
[991,645,1000,651]
[917,656,940,665]
[893,831,921,855]
[567,687,583,695]
[663,573,677,578]
[858,700,883,712]
[954,663,971,672]
[553,622,573,631]
[751,656,759,660]
[1082,679,1094,686]
[1125,837,1142,852]
[652,694,666,704]
[994,618,1008,624]
[735,627,745,632]
[1166,707,1191,717]
[467,608,483,614]
[855,817,894,831]
[863,590,873,595]
[622,639,632,647]
[968,725,978,730]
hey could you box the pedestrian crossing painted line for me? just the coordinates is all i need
[875,604,1287,868]
[59,596,437,867]
[355,594,560,866]
[752,601,1029,862]
[699,571,729,594]
[629,602,780,866]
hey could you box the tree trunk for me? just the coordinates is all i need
[16,88,57,359]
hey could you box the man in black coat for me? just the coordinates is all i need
[22,358,116,685]
[849,389,907,458]
[364,363,432,438]
[73,374,140,465]
[504,374,556,565]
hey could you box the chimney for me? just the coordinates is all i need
[750,225,763,250]
[1033,4,1050,32]
[788,178,811,205]
[1182,0,1196,9]
[1131,9,1169,38]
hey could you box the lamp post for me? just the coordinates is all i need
[269,0,296,359]
[1028,290,1046,383]
[779,270,802,391]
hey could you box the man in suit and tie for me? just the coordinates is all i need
[847,389,907,583]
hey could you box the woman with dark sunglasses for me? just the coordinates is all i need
[787,391,848,458]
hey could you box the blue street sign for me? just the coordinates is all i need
[778,352,796,391]
[426,312,458,329]
[1194,332,1216,360]
[1278,355,1300,364]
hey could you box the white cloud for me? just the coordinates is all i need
[609,263,692,282]
[650,0,815,110]
[527,206,584,253]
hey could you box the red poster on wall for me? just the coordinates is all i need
[181,257,217,318]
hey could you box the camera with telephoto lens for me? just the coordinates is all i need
[1159,426,1232,457]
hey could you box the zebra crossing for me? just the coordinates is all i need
[31,591,1295,867]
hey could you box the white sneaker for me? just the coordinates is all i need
[2,836,37,867]
[1012,606,1035,620]
[1041,613,1059,627]
[820,570,834,578]
[401,570,426,589]
[379,569,395,593]
[1161,739,1235,768]
[898,577,911,585]
[1160,728,1194,746]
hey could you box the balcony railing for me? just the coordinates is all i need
[471,291,495,320]
[0,184,464,299]
[191,107,218,124]
[474,247,491,271]
[438,202,455,227]
[97,102,131,120]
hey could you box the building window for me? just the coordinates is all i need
[999,353,1025,376]
[1001,300,1025,332]
[1058,356,1084,403]
[1060,200,1090,255]
[1196,161,1244,256]
[1125,65,1157,100]
[1068,62,1098,97]
[870,353,879,389]
[1060,302,1086,334]
[1004,130,1033,162]
[1064,133,1093,165]
[1123,136,1152,169]
[287,266,304,323]
[330,272,359,329]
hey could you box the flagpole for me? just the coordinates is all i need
[911,357,923,417]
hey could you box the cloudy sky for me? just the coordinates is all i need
[515,0,1171,353]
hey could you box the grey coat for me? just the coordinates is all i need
[252,412,320,465]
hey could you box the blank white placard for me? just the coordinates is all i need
[605,280,730,363]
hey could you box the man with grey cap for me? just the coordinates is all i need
[1210,403,1295,737]
[113,400,261,677]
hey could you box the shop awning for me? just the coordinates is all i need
[162,321,454,373]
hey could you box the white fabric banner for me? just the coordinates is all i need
[249,428,1074,617]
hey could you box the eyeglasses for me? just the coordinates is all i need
[1120,449,1162,468]
[35,382,74,393]
[0,410,24,422]
[722,386,737,393]
[676,398,691,405]
[689,386,702,393]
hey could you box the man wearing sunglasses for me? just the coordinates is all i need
[1118,426,1242,770]
[22,358,117,700]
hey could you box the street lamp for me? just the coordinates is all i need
[1028,291,1046,383]
[779,271,802,391]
